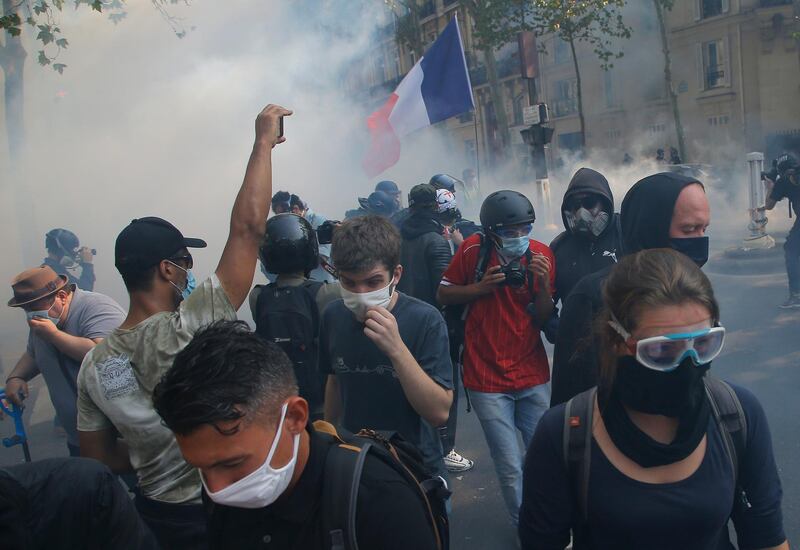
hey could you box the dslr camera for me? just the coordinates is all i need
[500,260,527,288]
[316,220,339,245]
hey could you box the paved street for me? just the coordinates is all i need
[1,248,798,549]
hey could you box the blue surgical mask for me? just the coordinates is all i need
[167,261,196,301]
[500,236,529,259]
[26,309,61,325]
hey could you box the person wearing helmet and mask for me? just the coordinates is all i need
[437,191,556,526]
[249,213,340,420]
[551,172,711,407]
[764,154,800,309]
[43,228,96,291]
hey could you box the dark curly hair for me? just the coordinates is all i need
[153,320,297,435]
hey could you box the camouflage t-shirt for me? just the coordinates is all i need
[77,274,236,504]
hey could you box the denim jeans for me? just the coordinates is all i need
[469,383,551,525]
[785,223,800,295]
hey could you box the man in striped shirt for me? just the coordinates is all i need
[437,190,555,525]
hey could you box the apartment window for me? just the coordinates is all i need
[513,94,525,126]
[554,37,570,64]
[553,78,577,117]
[648,123,667,135]
[703,39,728,89]
[604,70,616,108]
[697,0,729,20]
[606,129,621,140]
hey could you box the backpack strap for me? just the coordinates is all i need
[703,376,751,511]
[321,434,373,550]
[473,232,492,283]
[562,387,596,524]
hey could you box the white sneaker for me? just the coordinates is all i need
[444,449,474,472]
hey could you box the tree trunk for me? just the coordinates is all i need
[1,0,27,158]
[482,47,511,160]
[567,35,586,148]
[654,0,687,163]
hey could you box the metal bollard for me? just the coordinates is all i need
[743,152,775,249]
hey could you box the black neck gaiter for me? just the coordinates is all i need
[600,356,711,468]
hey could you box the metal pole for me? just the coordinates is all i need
[473,108,481,194]
[743,152,774,249]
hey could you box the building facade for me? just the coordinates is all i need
[352,0,800,177]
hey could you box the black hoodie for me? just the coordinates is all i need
[397,210,453,307]
[550,172,701,406]
[549,168,622,304]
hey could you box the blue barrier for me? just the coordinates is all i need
[0,388,31,462]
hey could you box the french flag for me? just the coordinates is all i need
[362,17,475,178]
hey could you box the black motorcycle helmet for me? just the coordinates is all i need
[260,213,319,275]
[479,190,536,232]
[429,174,461,193]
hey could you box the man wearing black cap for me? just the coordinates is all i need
[550,173,711,406]
[765,154,800,308]
[76,103,291,549]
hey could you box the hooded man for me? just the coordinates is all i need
[550,172,710,406]
[397,184,453,308]
[550,168,622,305]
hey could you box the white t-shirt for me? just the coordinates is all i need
[77,274,236,504]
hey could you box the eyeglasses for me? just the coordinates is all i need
[494,224,532,239]
[609,316,726,372]
[168,255,194,269]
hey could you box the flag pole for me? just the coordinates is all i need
[473,107,481,194]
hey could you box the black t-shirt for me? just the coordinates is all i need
[206,428,438,550]
[770,175,800,223]
[319,293,453,476]
[519,383,786,550]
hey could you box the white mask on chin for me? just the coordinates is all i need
[201,403,300,509]
[340,277,395,321]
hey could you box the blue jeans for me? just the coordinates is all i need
[469,384,550,525]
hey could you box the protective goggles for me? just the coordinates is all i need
[494,224,532,239]
[609,316,726,372]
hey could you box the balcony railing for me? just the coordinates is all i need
[706,68,725,89]
[759,0,792,7]
[418,0,436,19]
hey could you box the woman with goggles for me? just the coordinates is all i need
[519,249,787,550]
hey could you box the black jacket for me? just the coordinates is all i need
[549,168,622,304]
[550,173,702,406]
[397,212,453,308]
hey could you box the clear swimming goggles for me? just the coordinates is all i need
[494,224,532,239]
[608,315,726,372]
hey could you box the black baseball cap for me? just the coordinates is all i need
[115,217,206,271]
[408,183,437,209]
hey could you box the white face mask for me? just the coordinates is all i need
[340,277,395,321]
[201,403,300,509]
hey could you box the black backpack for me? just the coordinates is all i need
[314,420,450,550]
[562,376,749,543]
[254,281,325,409]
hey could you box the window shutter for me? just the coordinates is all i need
[696,43,705,91]
[722,36,731,87]
[722,0,730,14]
[694,0,701,22]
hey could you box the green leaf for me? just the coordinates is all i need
[56,38,68,48]
[8,27,21,37]
[26,17,37,26]
[37,27,55,45]
[38,50,51,66]
[53,63,67,74]
[91,0,103,12]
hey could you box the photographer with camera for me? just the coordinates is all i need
[764,154,800,309]
[250,213,340,420]
[43,228,96,291]
[437,190,555,525]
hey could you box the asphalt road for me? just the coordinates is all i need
[1,258,798,549]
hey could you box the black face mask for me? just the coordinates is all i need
[600,356,711,467]
[670,236,709,267]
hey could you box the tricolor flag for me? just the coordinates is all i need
[362,17,474,178]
